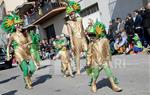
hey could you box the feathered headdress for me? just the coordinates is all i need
[66,0,81,15]
[1,12,23,33]
[93,20,106,38]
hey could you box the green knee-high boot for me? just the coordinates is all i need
[28,60,36,76]
[27,60,36,86]
[103,63,119,84]
[103,63,122,92]
[20,60,29,77]
[20,60,32,89]
[91,67,100,93]
[86,67,100,86]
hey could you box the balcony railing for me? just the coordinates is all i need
[24,2,63,27]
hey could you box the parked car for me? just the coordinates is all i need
[0,48,6,62]
[0,48,13,70]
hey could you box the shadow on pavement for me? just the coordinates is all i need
[0,64,16,71]
[0,75,20,84]
[2,90,17,95]
[32,74,52,87]
[96,78,111,90]
[39,65,52,70]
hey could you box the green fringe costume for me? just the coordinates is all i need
[86,20,121,92]
[29,31,41,62]
[1,12,36,89]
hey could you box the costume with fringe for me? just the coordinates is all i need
[1,12,36,89]
[86,20,122,92]
[29,31,41,63]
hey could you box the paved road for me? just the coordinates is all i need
[0,54,150,95]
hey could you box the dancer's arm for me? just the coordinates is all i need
[78,17,86,36]
[66,22,74,49]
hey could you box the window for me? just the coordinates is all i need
[80,3,99,17]
[45,24,56,39]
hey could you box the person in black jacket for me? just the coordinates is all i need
[142,2,150,46]
[133,10,144,45]
[124,14,134,36]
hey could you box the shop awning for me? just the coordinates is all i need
[23,25,35,30]
[32,7,66,25]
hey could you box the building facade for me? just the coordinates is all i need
[79,0,145,29]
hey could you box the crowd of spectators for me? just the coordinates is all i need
[39,34,70,60]
[107,3,150,55]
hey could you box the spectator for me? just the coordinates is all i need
[124,14,134,35]
[114,30,127,54]
[115,18,125,34]
[108,19,117,40]
[40,40,47,59]
[107,19,118,55]
[51,0,58,8]
[133,10,144,44]
[38,6,43,16]
[142,2,150,46]
[24,14,28,26]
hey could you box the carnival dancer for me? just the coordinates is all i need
[86,20,122,93]
[66,0,88,75]
[53,35,74,77]
[1,13,36,89]
[29,30,41,69]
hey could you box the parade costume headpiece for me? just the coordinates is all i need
[87,20,106,38]
[66,0,81,15]
[1,12,23,33]
[93,20,106,38]
[54,38,66,50]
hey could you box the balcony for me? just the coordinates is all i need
[16,0,66,28]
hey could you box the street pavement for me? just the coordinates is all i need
[0,54,150,95]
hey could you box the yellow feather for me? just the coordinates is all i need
[73,4,79,10]
[6,19,14,26]
[96,27,103,35]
